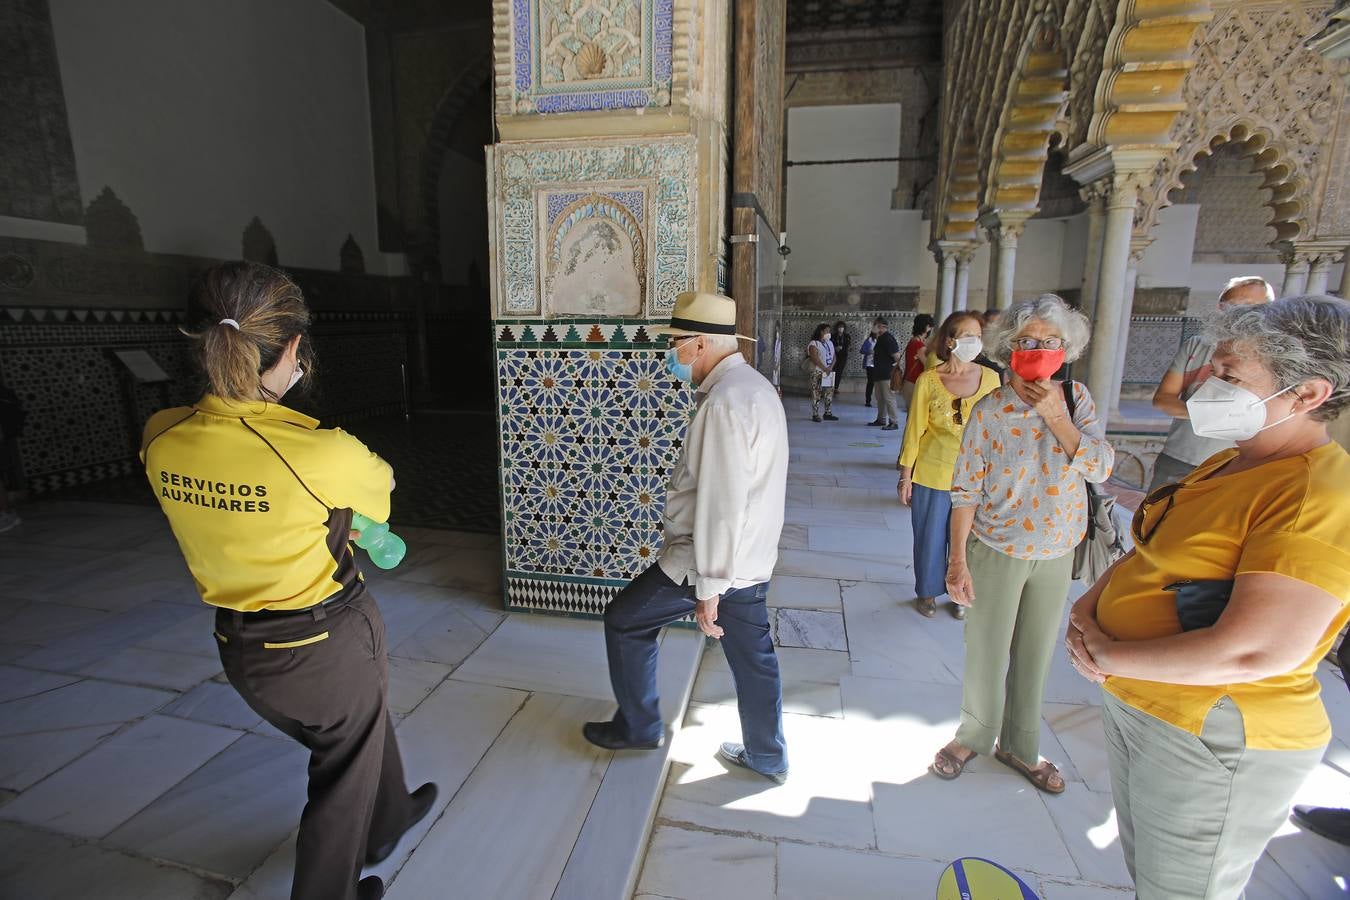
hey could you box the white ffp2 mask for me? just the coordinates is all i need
[1186,377,1295,441]
[952,337,983,363]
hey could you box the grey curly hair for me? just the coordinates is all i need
[1208,294,1350,422]
[986,293,1092,365]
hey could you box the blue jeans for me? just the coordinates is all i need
[602,563,788,774]
[911,482,952,598]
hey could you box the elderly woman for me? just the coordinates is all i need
[1067,295,1350,900]
[897,310,1001,619]
[930,294,1114,792]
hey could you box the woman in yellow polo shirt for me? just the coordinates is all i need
[1066,295,1350,900]
[140,262,435,900]
[897,311,1000,618]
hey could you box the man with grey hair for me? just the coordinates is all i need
[1147,275,1275,491]
[584,292,791,784]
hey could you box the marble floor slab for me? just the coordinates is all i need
[773,609,847,651]
[451,613,614,701]
[76,646,220,692]
[635,825,776,900]
[107,734,309,879]
[1,715,240,838]
[161,680,263,731]
[0,822,232,900]
[765,575,842,611]
[386,693,611,900]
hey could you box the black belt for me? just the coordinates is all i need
[227,589,355,626]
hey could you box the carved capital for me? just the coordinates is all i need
[1078,181,1109,207]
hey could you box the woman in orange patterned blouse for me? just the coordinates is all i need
[929,294,1114,794]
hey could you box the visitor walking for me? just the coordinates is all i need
[901,314,935,409]
[930,294,1113,794]
[140,262,436,900]
[861,328,878,407]
[868,317,902,431]
[897,311,1000,619]
[806,323,838,422]
[587,291,790,785]
[1067,295,1350,900]
[1147,276,1273,491]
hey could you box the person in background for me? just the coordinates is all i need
[588,291,790,785]
[869,318,902,431]
[897,311,1000,619]
[976,309,1006,381]
[931,294,1113,793]
[0,375,26,533]
[807,323,838,423]
[1147,276,1274,492]
[831,321,851,397]
[140,262,436,900]
[1067,295,1350,900]
[861,328,878,407]
[900,314,936,409]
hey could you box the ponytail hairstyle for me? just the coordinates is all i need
[182,261,314,402]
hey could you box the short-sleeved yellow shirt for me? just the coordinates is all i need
[1097,441,1350,750]
[141,395,393,612]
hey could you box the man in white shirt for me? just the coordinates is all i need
[1147,275,1273,492]
[583,292,791,783]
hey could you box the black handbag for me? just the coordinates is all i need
[1061,382,1127,584]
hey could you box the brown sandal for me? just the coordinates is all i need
[915,597,937,618]
[994,747,1066,794]
[930,743,976,781]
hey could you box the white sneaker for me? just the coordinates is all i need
[0,511,21,533]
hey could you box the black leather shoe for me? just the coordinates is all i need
[823,414,839,421]
[366,783,439,866]
[358,875,385,900]
[867,420,884,426]
[582,720,664,750]
[1291,805,1350,845]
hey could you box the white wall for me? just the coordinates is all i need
[44,0,382,274]
[785,104,914,287]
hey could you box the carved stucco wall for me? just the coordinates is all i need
[1136,1,1349,244]
[1172,143,1280,260]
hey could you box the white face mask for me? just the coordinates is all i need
[952,337,983,363]
[284,365,304,396]
[1186,377,1295,441]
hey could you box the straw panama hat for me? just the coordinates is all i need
[652,291,757,342]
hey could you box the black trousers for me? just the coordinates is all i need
[863,367,875,403]
[215,587,414,900]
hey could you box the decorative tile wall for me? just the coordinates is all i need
[1122,315,1205,385]
[491,136,697,318]
[503,0,674,115]
[494,318,694,614]
[780,309,918,385]
[0,307,410,494]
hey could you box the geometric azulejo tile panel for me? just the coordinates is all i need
[506,0,674,115]
[495,320,694,613]
[491,135,697,317]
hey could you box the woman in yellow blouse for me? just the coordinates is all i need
[897,311,1000,618]
[1066,295,1350,899]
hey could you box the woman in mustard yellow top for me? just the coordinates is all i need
[1066,296,1350,900]
[897,311,1000,618]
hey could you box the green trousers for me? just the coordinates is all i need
[1101,691,1324,900]
[955,537,1072,763]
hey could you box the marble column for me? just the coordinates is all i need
[938,252,957,321]
[1342,246,1350,299]
[984,237,1001,312]
[993,226,1020,311]
[1087,173,1141,412]
[1109,250,1143,415]
[1281,254,1310,297]
[953,248,974,312]
[1078,183,1107,319]
[1307,254,1335,294]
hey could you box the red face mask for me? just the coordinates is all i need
[1010,348,1066,382]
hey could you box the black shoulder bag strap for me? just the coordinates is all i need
[1061,381,1098,540]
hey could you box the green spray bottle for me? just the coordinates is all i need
[350,512,407,569]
